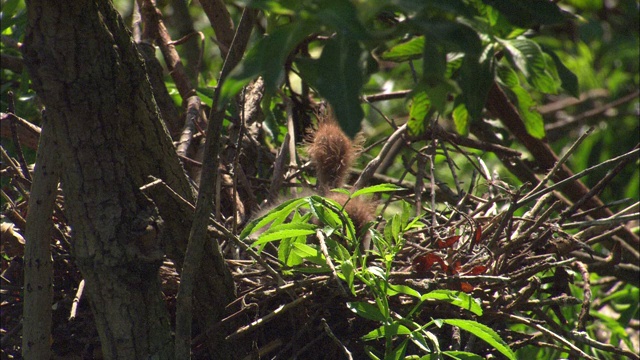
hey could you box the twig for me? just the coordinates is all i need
[572,261,591,332]
[225,294,310,342]
[562,213,639,228]
[68,279,85,321]
[505,313,596,360]
[566,330,640,360]
[175,8,257,359]
[321,318,353,360]
[7,92,32,182]
[516,148,640,206]
[525,127,593,198]
[266,132,291,205]
[316,230,347,297]
[141,177,285,285]
[545,90,640,133]
[354,124,407,190]
[362,90,411,103]
[561,143,640,221]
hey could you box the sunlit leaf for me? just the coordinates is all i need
[443,319,516,359]
[362,323,411,341]
[253,228,316,246]
[542,47,580,97]
[347,301,388,322]
[381,36,424,62]
[501,38,559,94]
[452,102,469,136]
[351,183,403,198]
[422,290,483,316]
[407,90,430,137]
[510,84,546,138]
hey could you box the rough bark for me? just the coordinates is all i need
[22,0,236,358]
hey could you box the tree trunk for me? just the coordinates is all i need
[22,0,236,358]
[22,115,57,360]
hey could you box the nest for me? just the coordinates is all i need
[1,115,638,359]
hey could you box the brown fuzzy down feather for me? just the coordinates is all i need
[327,193,377,238]
[306,119,357,193]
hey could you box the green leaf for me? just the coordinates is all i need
[254,228,316,246]
[510,85,545,139]
[381,36,425,62]
[452,102,469,136]
[340,259,355,293]
[421,290,483,316]
[458,46,495,122]
[362,323,411,341]
[389,338,408,360]
[240,197,308,239]
[351,183,403,198]
[412,19,482,56]
[542,47,579,97]
[296,34,364,138]
[0,0,24,33]
[347,301,388,322]
[386,284,421,299]
[442,319,516,360]
[496,63,520,88]
[291,242,320,258]
[481,0,565,28]
[243,0,300,15]
[407,90,431,137]
[441,350,484,360]
[422,40,447,84]
[221,21,316,105]
[501,38,559,94]
[316,0,370,41]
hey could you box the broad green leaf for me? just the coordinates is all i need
[386,283,421,299]
[291,242,320,258]
[501,38,559,94]
[254,228,316,246]
[347,301,388,322]
[389,338,408,360]
[458,46,495,121]
[510,85,545,139]
[441,351,484,360]
[316,0,370,41]
[221,22,316,105]
[481,0,565,28]
[421,290,483,316]
[278,234,306,267]
[362,323,411,341]
[452,102,469,136]
[407,90,431,137]
[422,41,447,84]
[351,183,403,198]
[297,34,364,138]
[412,19,482,56]
[340,259,355,293]
[240,197,308,239]
[542,47,579,97]
[409,330,431,353]
[443,319,516,360]
[497,63,520,88]
[381,36,425,62]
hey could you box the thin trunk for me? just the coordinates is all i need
[22,115,57,359]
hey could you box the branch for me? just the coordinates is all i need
[22,118,58,359]
[175,8,257,359]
